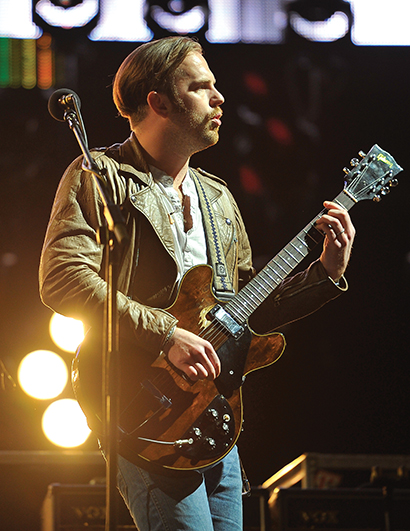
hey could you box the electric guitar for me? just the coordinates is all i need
[72,144,402,471]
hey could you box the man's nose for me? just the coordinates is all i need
[211,88,224,106]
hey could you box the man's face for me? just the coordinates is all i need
[168,52,224,155]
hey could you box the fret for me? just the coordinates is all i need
[248,292,264,307]
[226,307,246,326]
[228,304,248,323]
[228,289,257,321]
[277,253,292,269]
[228,292,254,318]
[295,234,310,250]
[283,247,298,262]
[271,259,288,275]
[304,232,317,245]
[246,289,263,306]
[260,268,282,288]
[290,240,307,257]
[337,190,357,211]
[252,277,271,297]
[229,294,249,315]
[264,264,285,284]
[305,225,324,246]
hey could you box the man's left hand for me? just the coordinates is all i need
[316,201,356,282]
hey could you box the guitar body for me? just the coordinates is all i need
[72,265,285,471]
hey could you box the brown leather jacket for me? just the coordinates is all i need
[39,133,346,362]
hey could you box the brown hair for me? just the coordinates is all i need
[113,36,203,125]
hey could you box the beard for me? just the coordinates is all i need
[169,100,222,155]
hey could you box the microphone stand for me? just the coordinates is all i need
[60,102,129,531]
[0,358,16,392]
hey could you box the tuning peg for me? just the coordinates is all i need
[358,150,366,158]
[373,195,382,202]
[390,178,399,187]
[380,188,390,196]
[350,158,359,167]
[343,167,350,174]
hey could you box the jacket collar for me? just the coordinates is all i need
[117,133,152,186]
[116,133,223,203]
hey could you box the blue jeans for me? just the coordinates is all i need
[117,446,243,531]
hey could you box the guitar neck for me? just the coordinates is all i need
[225,189,357,324]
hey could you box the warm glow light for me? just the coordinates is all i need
[49,312,85,353]
[36,33,53,90]
[42,398,91,447]
[18,350,68,399]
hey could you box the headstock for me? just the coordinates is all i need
[343,144,402,202]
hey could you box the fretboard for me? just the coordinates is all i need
[225,190,356,324]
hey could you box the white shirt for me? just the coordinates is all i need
[150,167,208,281]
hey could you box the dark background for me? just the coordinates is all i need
[0,29,409,530]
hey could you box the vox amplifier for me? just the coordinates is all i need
[41,483,136,531]
[269,487,410,531]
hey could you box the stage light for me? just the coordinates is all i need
[0,38,10,88]
[351,0,410,46]
[145,0,209,38]
[32,0,99,35]
[36,33,54,89]
[287,0,353,43]
[18,350,68,400]
[89,0,152,42]
[49,312,85,353]
[42,398,91,447]
[21,38,37,89]
[0,0,41,39]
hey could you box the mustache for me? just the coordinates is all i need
[210,109,223,119]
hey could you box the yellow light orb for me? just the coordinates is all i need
[49,313,85,353]
[18,350,68,399]
[42,398,91,448]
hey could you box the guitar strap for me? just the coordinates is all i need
[191,170,236,301]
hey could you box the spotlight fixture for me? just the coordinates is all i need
[287,0,353,42]
[32,0,100,35]
[145,0,209,38]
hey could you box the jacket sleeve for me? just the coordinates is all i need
[232,193,347,335]
[249,259,347,334]
[39,156,177,359]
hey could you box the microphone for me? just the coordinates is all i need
[48,88,81,121]
[48,88,88,146]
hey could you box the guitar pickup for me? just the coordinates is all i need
[208,305,244,340]
[141,379,172,409]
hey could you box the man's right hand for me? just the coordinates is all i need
[166,327,221,381]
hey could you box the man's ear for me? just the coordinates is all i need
[146,91,171,117]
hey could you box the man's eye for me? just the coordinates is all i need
[193,83,210,91]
